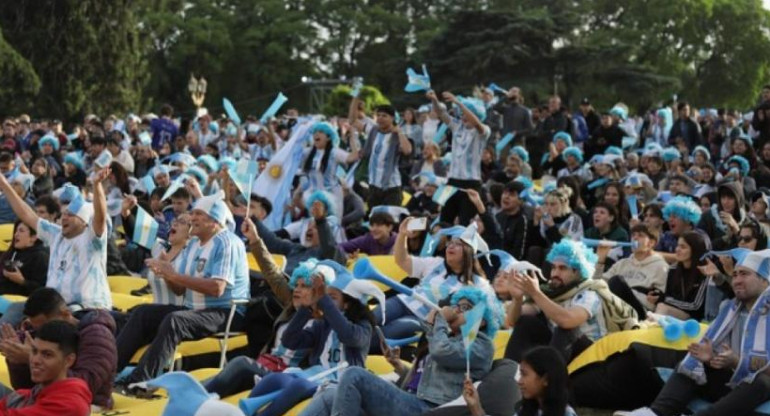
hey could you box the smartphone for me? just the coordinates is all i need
[407,217,427,232]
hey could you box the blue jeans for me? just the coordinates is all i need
[297,384,343,416]
[331,367,433,416]
[370,297,422,351]
[204,356,270,398]
[249,372,318,416]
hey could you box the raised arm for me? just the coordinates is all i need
[0,171,39,231]
[443,91,485,134]
[426,90,451,125]
[91,167,110,238]
[394,218,414,275]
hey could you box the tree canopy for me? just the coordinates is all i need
[0,0,768,121]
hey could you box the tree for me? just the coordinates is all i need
[0,0,147,121]
[0,30,40,116]
[323,84,390,117]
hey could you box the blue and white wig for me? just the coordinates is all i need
[662,196,702,225]
[545,239,598,281]
[450,286,501,338]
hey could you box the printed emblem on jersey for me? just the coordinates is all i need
[196,258,207,273]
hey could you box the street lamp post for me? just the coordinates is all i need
[188,74,208,109]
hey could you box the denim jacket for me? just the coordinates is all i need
[415,315,494,405]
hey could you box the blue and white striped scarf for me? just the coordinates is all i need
[678,287,770,386]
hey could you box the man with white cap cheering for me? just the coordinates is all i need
[0,166,112,312]
[616,249,770,416]
[115,191,249,391]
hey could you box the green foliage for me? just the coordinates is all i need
[0,0,146,121]
[0,0,769,120]
[323,85,391,117]
[0,30,40,115]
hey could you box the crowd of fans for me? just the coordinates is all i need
[0,83,768,416]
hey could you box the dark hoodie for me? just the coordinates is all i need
[0,240,48,296]
[697,181,746,250]
[8,310,118,409]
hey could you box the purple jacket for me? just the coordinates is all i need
[339,233,396,255]
[8,310,118,409]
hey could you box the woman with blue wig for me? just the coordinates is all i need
[327,286,496,416]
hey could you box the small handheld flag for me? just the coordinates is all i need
[133,206,159,249]
[432,184,459,206]
[495,132,515,154]
[94,150,113,169]
[260,92,289,124]
[460,303,485,377]
[228,159,258,200]
[582,238,638,250]
[405,65,431,92]
[349,77,363,98]
[222,97,241,126]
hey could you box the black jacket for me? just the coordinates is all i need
[0,240,49,296]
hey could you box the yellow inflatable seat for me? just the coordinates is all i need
[0,223,14,243]
[401,191,412,207]
[111,293,152,312]
[248,253,287,273]
[568,324,707,374]
[2,294,27,304]
[108,275,148,295]
[347,255,408,292]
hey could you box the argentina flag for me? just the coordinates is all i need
[432,184,459,206]
[229,158,258,200]
[133,206,159,249]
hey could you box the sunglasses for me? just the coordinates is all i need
[739,235,756,243]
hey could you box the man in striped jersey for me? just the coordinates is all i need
[115,191,249,392]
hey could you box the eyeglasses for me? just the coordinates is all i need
[453,302,473,313]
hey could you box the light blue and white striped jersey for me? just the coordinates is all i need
[37,218,112,309]
[176,228,250,311]
[318,331,346,381]
[270,321,312,367]
[447,119,490,181]
[302,147,349,191]
[368,132,401,188]
[555,288,606,341]
[398,256,491,320]
[147,241,185,306]
[249,143,275,162]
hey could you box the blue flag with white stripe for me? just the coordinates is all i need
[432,184,458,206]
[133,206,159,249]
[405,65,431,92]
[253,120,313,230]
[229,158,258,199]
[94,150,113,169]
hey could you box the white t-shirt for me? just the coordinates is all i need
[37,218,111,309]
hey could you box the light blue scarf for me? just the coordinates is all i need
[678,287,770,386]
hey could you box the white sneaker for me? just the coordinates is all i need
[613,408,657,416]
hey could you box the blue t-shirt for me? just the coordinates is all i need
[151,118,179,150]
